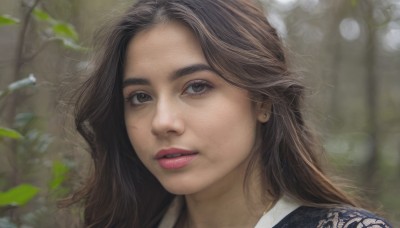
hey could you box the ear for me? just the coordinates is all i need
[256,101,272,123]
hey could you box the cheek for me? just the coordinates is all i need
[124,114,151,157]
[192,98,258,156]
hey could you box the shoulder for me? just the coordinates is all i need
[274,205,393,228]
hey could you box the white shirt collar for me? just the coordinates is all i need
[254,196,301,227]
[158,195,301,228]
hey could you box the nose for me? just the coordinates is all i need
[151,98,185,137]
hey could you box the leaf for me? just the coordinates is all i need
[33,133,53,154]
[32,8,54,23]
[0,74,36,100]
[351,0,359,7]
[0,75,36,100]
[14,113,35,130]
[0,15,20,27]
[0,184,39,207]
[7,74,36,92]
[52,22,79,41]
[56,37,88,51]
[0,127,23,139]
[49,161,69,191]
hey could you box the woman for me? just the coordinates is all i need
[69,0,392,227]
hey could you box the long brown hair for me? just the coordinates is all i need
[67,0,358,227]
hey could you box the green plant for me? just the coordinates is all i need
[0,75,72,227]
[0,76,39,226]
[1,1,83,225]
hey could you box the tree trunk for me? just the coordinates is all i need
[362,0,380,196]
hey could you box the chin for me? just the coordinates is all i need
[160,181,203,195]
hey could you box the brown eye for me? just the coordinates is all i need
[184,80,213,95]
[127,92,152,106]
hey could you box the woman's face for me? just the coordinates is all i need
[123,21,265,195]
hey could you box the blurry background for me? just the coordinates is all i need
[0,0,399,227]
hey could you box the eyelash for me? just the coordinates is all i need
[124,80,213,107]
[125,91,152,107]
[182,80,213,96]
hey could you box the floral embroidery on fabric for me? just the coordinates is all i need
[316,208,391,228]
[272,206,392,228]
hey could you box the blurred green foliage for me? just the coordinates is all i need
[32,8,85,51]
[49,161,69,193]
[0,15,19,26]
[0,1,82,226]
[0,184,39,207]
[0,76,72,226]
[0,128,23,140]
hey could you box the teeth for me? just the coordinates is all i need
[165,154,182,158]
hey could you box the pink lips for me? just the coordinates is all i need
[155,148,198,170]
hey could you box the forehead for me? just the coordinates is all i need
[124,21,207,77]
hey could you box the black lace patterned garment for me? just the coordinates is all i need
[273,206,392,228]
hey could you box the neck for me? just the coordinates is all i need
[181,164,268,228]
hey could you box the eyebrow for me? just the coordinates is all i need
[122,63,218,88]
